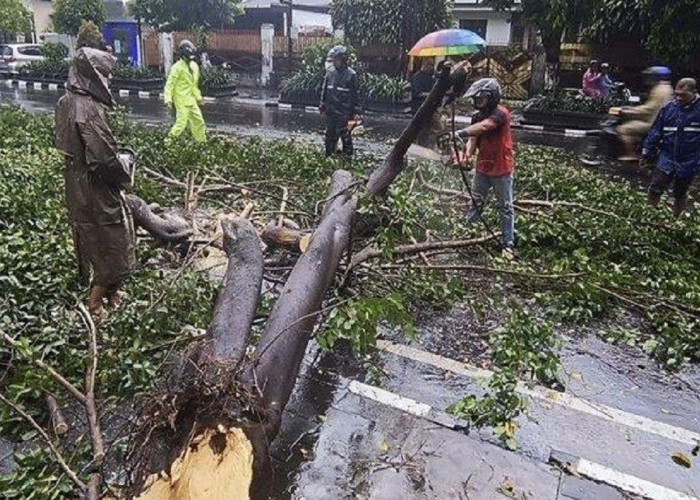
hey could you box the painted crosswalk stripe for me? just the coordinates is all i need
[376,340,700,446]
[551,450,698,500]
[347,380,466,430]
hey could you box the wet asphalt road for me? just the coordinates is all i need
[3,84,700,499]
[0,84,577,154]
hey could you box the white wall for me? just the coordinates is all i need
[24,0,54,36]
[455,11,512,46]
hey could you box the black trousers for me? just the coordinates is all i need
[324,116,353,158]
[649,168,695,202]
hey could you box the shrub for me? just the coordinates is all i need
[76,20,104,50]
[525,89,626,114]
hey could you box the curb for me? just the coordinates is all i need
[2,78,235,101]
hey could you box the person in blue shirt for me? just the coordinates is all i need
[641,78,700,217]
[600,63,615,99]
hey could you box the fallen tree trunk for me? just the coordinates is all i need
[366,63,459,196]
[133,171,357,499]
[198,218,264,369]
[126,194,193,243]
[133,217,264,499]
[246,172,356,433]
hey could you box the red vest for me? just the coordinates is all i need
[474,105,514,177]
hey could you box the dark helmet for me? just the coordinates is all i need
[465,78,502,111]
[327,45,348,62]
[643,66,672,80]
[590,59,600,67]
[178,40,197,60]
[601,62,610,70]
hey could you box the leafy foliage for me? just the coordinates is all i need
[588,0,700,68]
[449,309,559,448]
[75,20,104,50]
[200,66,235,91]
[484,0,597,62]
[112,64,163,81]
[330,0,453,50]
[281,42,409,104]
[0,0,32,36]
[51,0,107,36]
[525,89,626,114]
[129,0,244,32]
[24,44,71,80]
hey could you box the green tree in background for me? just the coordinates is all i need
[330,0,453,52]
[0,0,32,36]
[588,0,700,68]
[76,20,104,50]
[129,0,244,32]
[51,0,107,36]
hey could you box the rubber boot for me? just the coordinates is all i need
[88,285,108,320]
[647,192,661,207]
[107,290,126,310]
[672,199,686,218]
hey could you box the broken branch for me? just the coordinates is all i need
[1,333,87,405]
[350,233,499,270]
[0,392,86,492]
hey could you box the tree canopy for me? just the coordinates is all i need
[330,0,453,52]
[51,0,107,36]
[485,0,700,68]
[588,0,700,68]
[129,0,244,32]
[0,0,32,36]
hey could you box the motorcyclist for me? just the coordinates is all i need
[319,45,361,158]
[600,63,615,99]
[642,78,700,217]
[617,66,673,161]
[582,60,602,99]
[164,40,206,142]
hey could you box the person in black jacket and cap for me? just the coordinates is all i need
[319,45,361,158]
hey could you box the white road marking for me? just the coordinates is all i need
[348,379,431,417]
[18,80,26,89]
[564,129,588,137]
[522,124,545,131]
[278,103,293,110]
[305,106,319,113]
[138,91,150,99]
[32,82,42,90]
[48,83,58,91]
[575,457,698,500]
[376,340,700,446]
[119,89,130,97]
[203,97,216,102]
[347,379,466,430]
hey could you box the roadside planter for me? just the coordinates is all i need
[521,91,626,130]
[521,108,604,130]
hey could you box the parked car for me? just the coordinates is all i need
[0,44,44,76]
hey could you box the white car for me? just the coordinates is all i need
[0,44,44,76]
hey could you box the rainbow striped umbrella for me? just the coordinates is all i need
[409,29,487,57]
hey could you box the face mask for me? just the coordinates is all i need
[325,61,334,71]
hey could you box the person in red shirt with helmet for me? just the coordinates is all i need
[456,78,516,260]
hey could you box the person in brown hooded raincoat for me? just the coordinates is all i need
[55,47,135,318]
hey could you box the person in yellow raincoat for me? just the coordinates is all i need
[164,40,206,142]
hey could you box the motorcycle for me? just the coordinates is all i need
[578,108,626,166]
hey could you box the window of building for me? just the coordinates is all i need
[459,19,488,40]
